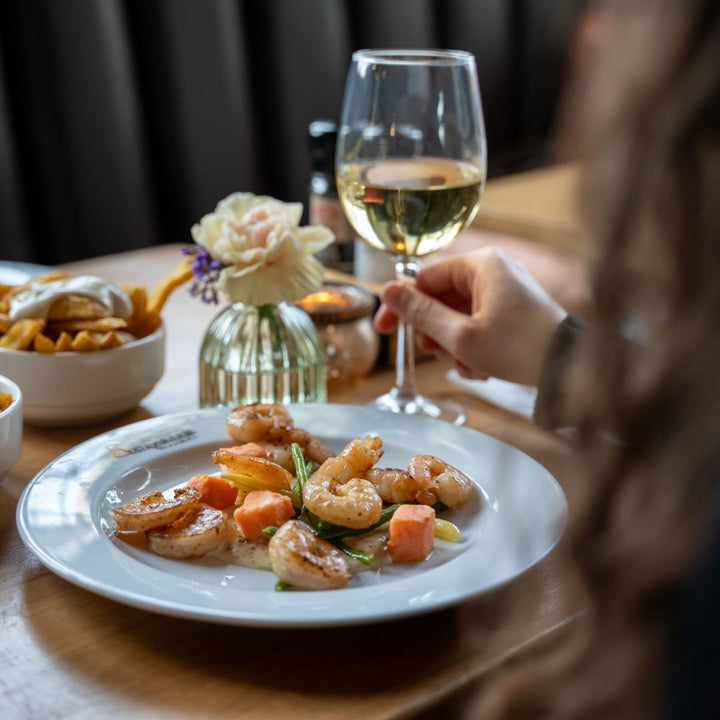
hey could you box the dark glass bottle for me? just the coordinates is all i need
[308,120,354,274]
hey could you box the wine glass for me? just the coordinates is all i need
[336,49,487,425]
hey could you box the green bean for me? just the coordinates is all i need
[291,442,310,516]
[319,504,401,542]
[291,443,309,488]
[338,543,373,565]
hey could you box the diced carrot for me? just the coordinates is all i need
[386,504,436,563]
[186,474,238,510]
[233,490,295,542]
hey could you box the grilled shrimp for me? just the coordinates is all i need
[406,455,473,509]
[225,403,334,464]
[365,456,473,509]
[302,436,384,529]
[147,504,227,558]
[212,447,293,492]
[225,403,293,443]
[228,441,295,472]
[112,486,201,533]
[268,519,351,590]
[365,467,437,506]
[287,427,335,465]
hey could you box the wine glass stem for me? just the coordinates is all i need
[393,258,420,401]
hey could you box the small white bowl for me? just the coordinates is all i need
[0,326,165,427]
[0,375,23,481]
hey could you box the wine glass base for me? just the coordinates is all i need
[372,390,466,426]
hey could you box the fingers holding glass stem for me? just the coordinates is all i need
[371,257,467,425]
[375,248,567,389]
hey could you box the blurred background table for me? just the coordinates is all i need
[0,166,585,720]
[472,163,582,252]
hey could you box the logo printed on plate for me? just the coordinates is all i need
[107,428,197,458]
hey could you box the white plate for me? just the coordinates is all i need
[0,260,55,285]
[16,404,567,627]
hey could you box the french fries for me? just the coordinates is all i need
[49,317,128,333]
[0,319,45,350]
[54,332,73,352]
[0,264,191,353]
[33,333,56,354]
[47,295,110,321]
[146,257,193,315]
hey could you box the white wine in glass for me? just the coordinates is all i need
[336,49,487,424]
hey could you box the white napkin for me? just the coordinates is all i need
[446,369,538,420]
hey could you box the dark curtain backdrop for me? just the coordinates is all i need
[0,0,577,265]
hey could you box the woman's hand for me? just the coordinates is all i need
[374,248,567,387]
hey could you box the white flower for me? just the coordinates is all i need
[191,192,334,305]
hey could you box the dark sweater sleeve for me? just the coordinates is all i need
[532,314,588,430]
[666,504,720,720]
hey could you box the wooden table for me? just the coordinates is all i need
[1,172,583,719]
[472,163,584,253]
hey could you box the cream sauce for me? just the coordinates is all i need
[9,275,133,321]
[343,527,392,567]
[216,526,392,574]
[214,540,272,571]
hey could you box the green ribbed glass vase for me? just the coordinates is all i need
[199,301,327,407]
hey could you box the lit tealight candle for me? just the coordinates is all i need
[295,283,380,382]
[297,289,353,313]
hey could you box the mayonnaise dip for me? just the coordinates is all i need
[9,276,133,321]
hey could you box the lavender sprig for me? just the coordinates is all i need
[182,245,225,304]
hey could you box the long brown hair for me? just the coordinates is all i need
[470,0,720,717]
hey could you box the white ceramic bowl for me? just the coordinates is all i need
[0,375,23,480]
[0,326,165,427]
